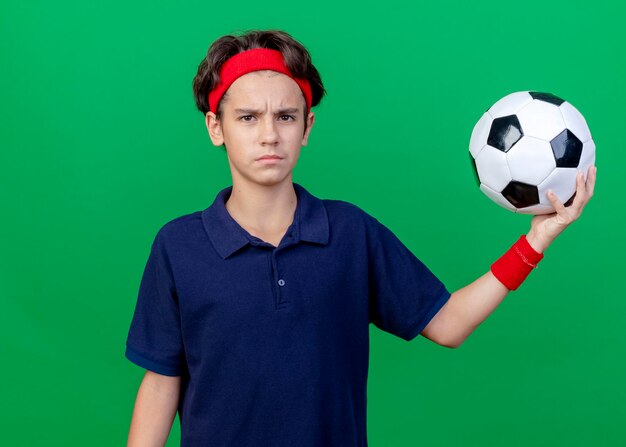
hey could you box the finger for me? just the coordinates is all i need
[586,165,597,197]
[571,170,587,210]
[547,189,568,217]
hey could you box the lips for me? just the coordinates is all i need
[257,155,283,160]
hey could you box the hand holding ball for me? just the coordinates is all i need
[469,91,595,214]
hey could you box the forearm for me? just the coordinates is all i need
[423,231,547,348]
[128,370,181,447]
[426,270,509,347]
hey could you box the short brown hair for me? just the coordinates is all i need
[192,30,326,120]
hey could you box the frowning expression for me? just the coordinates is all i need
[206,70,315,188]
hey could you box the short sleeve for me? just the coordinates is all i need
[368,217,451,341]
[125,229,185,376]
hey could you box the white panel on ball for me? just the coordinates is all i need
[517,204,555,215]
[480,183,517,212]
[560,102,592,143]
[475,146,512,192]
[488,91,533,119]
[469,113,492,158]
[538,168,578,206]
[506,136,556,185]
[516,100,566,141]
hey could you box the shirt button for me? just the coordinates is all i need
[278,279,286,287]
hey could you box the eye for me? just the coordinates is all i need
[239,115,255,122]
[279,115,295,121]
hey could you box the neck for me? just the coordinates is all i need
[225,178,297,235]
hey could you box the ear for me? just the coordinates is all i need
[205,111,224,146]
[301,111,315,146]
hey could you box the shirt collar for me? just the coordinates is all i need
[201,182,329,259]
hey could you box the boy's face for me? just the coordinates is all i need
[205,70,315,189]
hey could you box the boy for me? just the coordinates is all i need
[125,30,596,446]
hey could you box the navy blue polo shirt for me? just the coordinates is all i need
[125,182,451,446]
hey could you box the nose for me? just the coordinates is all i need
[259,116,279,146]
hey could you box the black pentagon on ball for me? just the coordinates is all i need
[469,153,480,187]
[551,129,583,167]
[487,115,523,153]
[502,181,540,208]
[529,91,565,106]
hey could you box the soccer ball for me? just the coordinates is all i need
[469,91,595,214]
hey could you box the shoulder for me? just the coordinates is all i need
[322,198,365,215]
[152,210,205,248]
[317,195,407,252]
[323,197,373,219]
[319,197,382,237]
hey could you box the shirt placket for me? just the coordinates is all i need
[271,226,301,310]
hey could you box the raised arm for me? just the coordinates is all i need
[127,370,181,447]
[421,166,597,348]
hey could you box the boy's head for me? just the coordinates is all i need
[192,30,326,126]
[192,30,326,187]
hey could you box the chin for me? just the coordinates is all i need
[253,174,293,188]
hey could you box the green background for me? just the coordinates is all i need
[2,0,624,445]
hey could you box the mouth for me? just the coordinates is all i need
[257,155,284,161]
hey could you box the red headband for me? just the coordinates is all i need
[208,48,313,114]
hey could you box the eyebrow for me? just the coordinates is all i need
[234,107,300,115]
